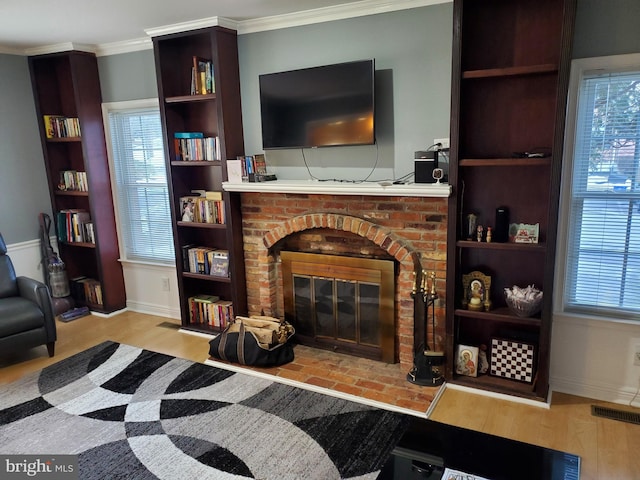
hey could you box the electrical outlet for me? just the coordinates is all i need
[161,277,170,292]
[434,137,450,149]
[634,345,640,366]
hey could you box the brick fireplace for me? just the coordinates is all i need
[236,187,448,372]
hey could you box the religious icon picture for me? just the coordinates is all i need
[461,270,492,312]
[455,344,479,378]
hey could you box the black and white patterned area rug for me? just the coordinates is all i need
[0,341,410,479]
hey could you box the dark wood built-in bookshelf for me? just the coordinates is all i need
[445,0,577,401]
[152,26,247,334]
[29,51,126,314]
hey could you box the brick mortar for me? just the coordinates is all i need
[240,192,447,372]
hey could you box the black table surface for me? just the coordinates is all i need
[378,416,580,480]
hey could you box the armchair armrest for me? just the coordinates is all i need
[17,276,57,341]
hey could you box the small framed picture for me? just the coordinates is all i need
[455,344,479,377]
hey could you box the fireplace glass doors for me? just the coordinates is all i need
[281,251,395,362]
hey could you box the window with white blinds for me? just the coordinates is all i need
[106,103,175,264]
[564,68,640,319]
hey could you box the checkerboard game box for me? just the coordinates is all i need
[490,338,535,383]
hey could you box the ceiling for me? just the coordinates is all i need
[0,0,441,55]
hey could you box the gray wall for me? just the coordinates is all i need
[98,50,158,102]
[238,4,453,181]
[573,0,640,58]
[0,0,639,244]
[0,54,52,243]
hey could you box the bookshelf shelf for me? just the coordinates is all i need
[46,137,81,143]
[183,272,232,283]
[153,26,247,334]
[458,158,552,167]
[456,240,546,253]
[170,161,222,167]
[60,242,96,249]
[54,190,89,197]
[462,63,558,79]
[177,221,226,229]
[29,51,126,314]
[165,93,216,104]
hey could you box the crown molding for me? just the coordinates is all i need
[144,16,239,38]
[237,0,449,34]
[24,42,96,57]
[8,0,450,57]
[0,45,24,56]
[95,37,153,57]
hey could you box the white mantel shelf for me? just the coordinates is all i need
[222,180,452,197]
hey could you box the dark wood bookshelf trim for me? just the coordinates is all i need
[54,190,89,197]
[60,241,96,249]
[46,136,82,143]
[182,272,231,283]
[181,323,222,335]
[165,93,216,104]
[177,221,226,229]
[451,374,544,401]
[455,308,542,327]
[458,158,552,167]
[462,64,558,79]
[456,240,546,252]
[170,160,222,167]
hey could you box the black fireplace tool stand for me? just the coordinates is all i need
[407,270,445,386]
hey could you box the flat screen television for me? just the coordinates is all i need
[259,59,375,149]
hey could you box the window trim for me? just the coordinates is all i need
[555,53,640,324]
[102,98,175,267]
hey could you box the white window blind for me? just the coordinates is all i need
[107,106,174,263]
[565,70,640,319]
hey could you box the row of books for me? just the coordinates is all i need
[188,295,233,328]
[56,209,95,244]
[180,191,225,224]
[43,115,81,139]
[226,154,270,183]
[58,170,88,192]
[174,132,221,161]
[190,56,216,96]
[238,154,267,177]
[182,245,229,277]
[70,276,103,306]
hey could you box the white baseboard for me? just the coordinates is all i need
[126,300,180,319]
[90,308,128,318]
[551,375,640,407]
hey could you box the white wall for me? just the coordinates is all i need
[6,238,47,282]
[551,315,640,407]
[7,239,180,319]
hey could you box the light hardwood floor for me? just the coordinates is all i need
[1,311,639,479]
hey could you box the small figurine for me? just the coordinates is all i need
[477,225,483,242]
[478,344,489,374]
[486,226,492,243]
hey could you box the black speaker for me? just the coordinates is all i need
[495,206,510,242]
[414,151,438,183]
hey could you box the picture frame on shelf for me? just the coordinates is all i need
[509,223,540,243]
[455,344,479,377]
[461,271,492,312]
